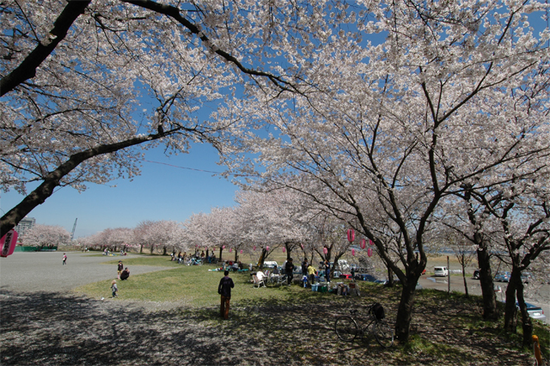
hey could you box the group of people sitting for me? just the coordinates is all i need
[171,250,218,265]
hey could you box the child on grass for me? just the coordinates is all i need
[111,280,118,298]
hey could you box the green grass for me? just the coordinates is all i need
[74,259,328,307]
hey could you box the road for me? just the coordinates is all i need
[417,274,549,325]
[0,251,173,293]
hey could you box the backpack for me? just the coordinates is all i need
[372,303,385,320]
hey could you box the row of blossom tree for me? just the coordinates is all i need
[22,175,549,346]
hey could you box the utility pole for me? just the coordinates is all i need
[70,218,78,240]
[447,256,451,293]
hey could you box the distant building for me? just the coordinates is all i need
[15,217,36,238]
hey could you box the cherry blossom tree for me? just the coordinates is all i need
[131,220,183,254]
[466,176,550,345]
[221,1,550,341]
[21,224,70,249]
[182,207,239,261]
[436,189,503,319]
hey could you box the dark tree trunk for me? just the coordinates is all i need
[477,247,498,320]
[504,270,519,332]
[516,278,533,347]
[386,266,395,287]
[462,269,469,297]
[286,243,292,261]
[395,281,417,341]
[257,248,266,268]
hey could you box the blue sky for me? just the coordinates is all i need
[1,142,239,238]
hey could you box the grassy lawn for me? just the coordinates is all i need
[75,257,317,307]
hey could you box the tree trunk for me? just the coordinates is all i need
[504,271,519,332]
[516,278,533,347]
[477,247,498,320]
[462,266,469,297]
[257,248,266,268]
[386,266,395,287]
[219,247,224,262]
[395,282,417,341]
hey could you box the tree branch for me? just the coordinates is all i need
[0,0,91,96]
[0,131,166,238]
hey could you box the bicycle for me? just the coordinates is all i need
[266,273,288,287]
[334,303,394,348]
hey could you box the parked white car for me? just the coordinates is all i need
[434,266,449,277]
[262,261,278,269]
[336,259,350,271]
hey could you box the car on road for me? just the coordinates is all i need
[354,273,379,282]
[494,271,511,282]
[521,302,546,321]
[473,269,480,279]
[434,266,448,277]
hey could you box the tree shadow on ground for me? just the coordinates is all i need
[0,287,541,365]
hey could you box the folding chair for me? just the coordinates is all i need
[253,273,266,288]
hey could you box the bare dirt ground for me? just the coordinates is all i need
[0,252,545,365]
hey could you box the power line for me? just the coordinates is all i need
[144,159,221,174]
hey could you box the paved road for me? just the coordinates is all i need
[417,274,549,325]
[0,251,172,293]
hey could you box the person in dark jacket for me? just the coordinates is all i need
[285,258,295,285]
[301,259,308,277]
[218,270,235,319]
[117,260,123,279]
[120,267,130,280]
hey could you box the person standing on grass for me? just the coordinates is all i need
[62,253,67,265]
[285,258,295,285]
[117,260,123,279]
[308,263,317,287]
[218,270,234,320]
[324,260,330,282]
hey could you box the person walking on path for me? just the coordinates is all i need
[117,260,123,279]
[111,280,118,298]
[218,270,234,319]
[62,253,67,265]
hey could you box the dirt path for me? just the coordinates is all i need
[0,251,172,293]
